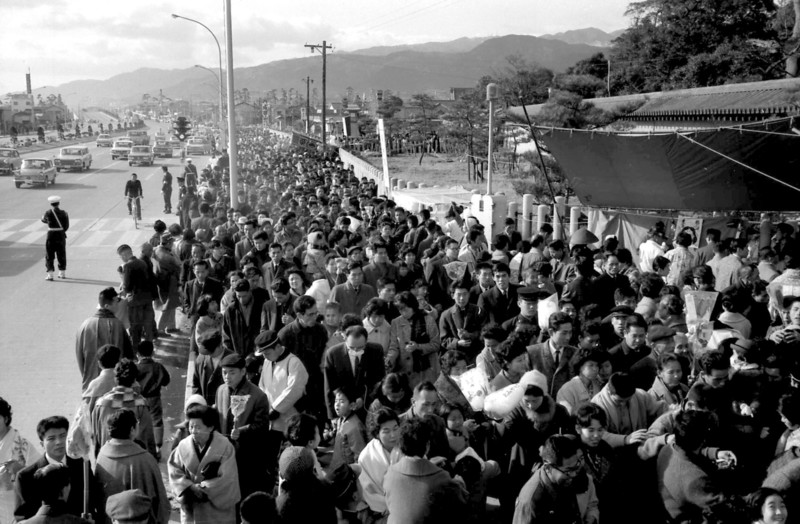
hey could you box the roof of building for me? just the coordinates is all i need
[508,78,800,122]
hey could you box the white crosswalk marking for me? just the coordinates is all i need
[0,218,158,248]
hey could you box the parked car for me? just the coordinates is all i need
[54,146,92,172]
[15,158,56,188]
[0,148,22,176]
[129,145,154,166]
[111,139,133,160]
[96,134,113,147]
[152,140,172,158]
[185,138,210,155]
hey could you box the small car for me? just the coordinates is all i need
[111,140,133,160]
[129,145,154,166]
[185,138,210,156]
[54,146,92,172]
[15,158,56,188]
[0,148,22,176]
[152,141,173,158]
[96,134,113,147]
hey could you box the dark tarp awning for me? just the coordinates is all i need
[538,120,800,211]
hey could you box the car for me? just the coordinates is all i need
[0,148,22,176]
[185,138,210,156]
[111,140,133,160]
[15,158,56,188]
[129,145,154,166]
[54,146,92,172]
[96,134,113,147]
[152,140,173,158]
[128,130,150,146]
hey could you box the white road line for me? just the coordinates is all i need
[20,220,43,232]
[0,231,18,242]
[0,219,24,231]
[74,230,114,247]
[76,160,123,181]
[14,232,45,245]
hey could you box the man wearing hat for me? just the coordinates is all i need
[106,489,155,524]
[630,325,676,390]
[215,353,270,498]
[41,195,69,280]
[183,158,197,191]
[160,165,172,214]
[255,330,309,482]
[502,287,551,337]
[600,305,634,349]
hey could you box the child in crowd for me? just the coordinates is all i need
[135,340,171,458]
[329,387,367,471]
[324,301,343,339]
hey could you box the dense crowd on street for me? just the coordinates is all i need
[4,126,800,524]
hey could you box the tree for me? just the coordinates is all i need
[553,74,607,99]
[495,55,554,106]
[610,0,783,93]
[443,88,490,183]
[407,93,438,165]
[566,53,609,79]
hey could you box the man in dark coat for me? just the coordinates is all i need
[191,330,233,406]
[117,244,154,353]
[398,381,452,462]
[221,279,267,358]
[439,279,486,361]
[323,325,385,421]
[477,262,520,326]
[15,464,87,524]
[182,259,224,337]
[42,195,69,280]
[278,295,329,423]
[216,354,271,498]
[15,417,95,521]
[527,312,577,397]
[608,315,651,374]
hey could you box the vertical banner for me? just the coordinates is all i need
[378,118,391,197]
[342,117,349,137]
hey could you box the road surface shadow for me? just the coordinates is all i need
[0,244,41,277]
[51,278,119,287]
[13,183,97,191]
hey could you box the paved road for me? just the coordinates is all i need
[0,124,204,460]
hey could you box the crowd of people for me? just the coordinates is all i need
[3,126,800,524]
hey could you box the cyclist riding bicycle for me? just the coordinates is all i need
[124,173,143,219]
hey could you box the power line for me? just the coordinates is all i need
[369,0,459,31]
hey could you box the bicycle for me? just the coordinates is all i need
[129,196,142,229]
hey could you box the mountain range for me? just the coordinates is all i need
[38,28,622,107]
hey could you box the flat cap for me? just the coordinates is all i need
[517,287,553,302]
[105,489,152,523]
[220,353,246,369]
[647,325,676,343]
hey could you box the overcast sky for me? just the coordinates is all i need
[1,0,632,96]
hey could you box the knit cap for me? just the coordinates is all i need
[279,446,315,481]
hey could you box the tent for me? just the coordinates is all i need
[537,119,800,211]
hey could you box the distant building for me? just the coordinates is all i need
[234,101,261,126]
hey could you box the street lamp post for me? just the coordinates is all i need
[171,14,226,150]
[195,64,224,123]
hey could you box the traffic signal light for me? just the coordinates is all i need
[173,116,192,141]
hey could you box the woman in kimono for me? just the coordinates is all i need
[357,408,401,524]
[168,405,240,524]
[0,398,40,524]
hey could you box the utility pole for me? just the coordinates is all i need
[304,41,332,148]
[303,76,313,134]
[607,58,611,96]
